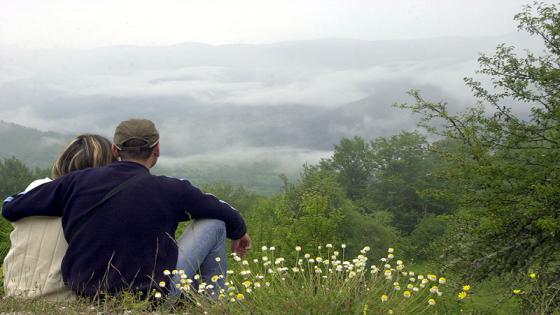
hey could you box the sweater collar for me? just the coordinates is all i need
[110,160,151,173]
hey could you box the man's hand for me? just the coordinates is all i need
[231,233,252,258]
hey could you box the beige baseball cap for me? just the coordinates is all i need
[113,118,159,151]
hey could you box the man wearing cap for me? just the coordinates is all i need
[2,118,251,298]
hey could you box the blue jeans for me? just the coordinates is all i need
[170,219,227,297]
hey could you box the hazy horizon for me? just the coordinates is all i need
[1,0,548,49]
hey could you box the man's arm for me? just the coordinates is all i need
[2,179,65,222]
[175,179,247,240]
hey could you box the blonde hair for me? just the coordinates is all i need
[51,134,115,179]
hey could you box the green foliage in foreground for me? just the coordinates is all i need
[0,246,538,315]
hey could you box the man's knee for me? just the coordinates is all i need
[194,219,226,238]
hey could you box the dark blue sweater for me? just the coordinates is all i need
[2,161,246,296]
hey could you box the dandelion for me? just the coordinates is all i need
[262,246,268,251]
[341,244,346,249]
[513,289,522,294]
[396,260,403,265]
[236,293,245,300]
[304,253,311,259]
[387,254,394,259]
[428,298,436,306]
[159,281,166,287]
[326,243,333,248]
[457,291,467,300]
[215,257,221,262]
[388,248,394,253]
[211,275,219,283]
[270,246,276,251]
[429,286,439,294]
[154,292,162,299]
[381,294,388,302]
[427,274,437,281]
[529,273,537,279]
[403,290,411,298]
[462,285,471,292]
[439,277,446,284]
[388,309,394,314]
[295,246,302,252]
[163,270,171,276]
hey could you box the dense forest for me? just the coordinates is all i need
[1,2,559,314]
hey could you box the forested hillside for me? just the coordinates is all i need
[0,121,70,167]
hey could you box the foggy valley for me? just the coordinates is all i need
[0,34,543,192]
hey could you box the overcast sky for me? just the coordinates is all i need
[0,0,549,49]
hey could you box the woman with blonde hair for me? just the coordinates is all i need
[3,134,115,301]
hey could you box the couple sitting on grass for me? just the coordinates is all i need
[2,118,251,301]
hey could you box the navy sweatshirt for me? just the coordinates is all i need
[2,161,246,296]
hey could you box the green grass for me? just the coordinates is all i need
[0,245,538,315]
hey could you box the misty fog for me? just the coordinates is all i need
[0,34,544,185]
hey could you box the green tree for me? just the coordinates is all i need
[322,136,375,200]
[399,2,560,310]
[322,133,452,234]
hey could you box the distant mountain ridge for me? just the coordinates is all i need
[0,120,70,168]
